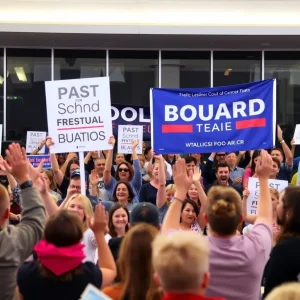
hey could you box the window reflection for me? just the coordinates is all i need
[213,51,261,87]
[161,51,210,88]
[54,49,106,80]
[6,49,51,141]
[109,51,158,106]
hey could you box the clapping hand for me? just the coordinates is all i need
[88,204,107,234]
[255,150,273,179]
[172,158,193,195]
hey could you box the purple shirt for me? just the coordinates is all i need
[205,223,272,300]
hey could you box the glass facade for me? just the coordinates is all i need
[54,49,106,80]
[0,48,298,151]
[109,50,158,106]
[6,49,51,142]
[213,51,262,87]
[161,51,210,88]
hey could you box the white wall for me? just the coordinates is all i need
[1,0,300,35]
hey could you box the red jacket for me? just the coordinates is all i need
[162,293,225,300]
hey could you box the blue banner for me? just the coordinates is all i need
[111,105,150,140]
[27,155,51,169]
[150,79,276,154]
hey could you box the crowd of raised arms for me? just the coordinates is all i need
[1,124,300,300]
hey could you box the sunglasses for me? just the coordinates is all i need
[217,154,226,157]
[118,168,129,172]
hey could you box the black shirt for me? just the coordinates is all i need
[17,261,102,300]
[263,237,300,298]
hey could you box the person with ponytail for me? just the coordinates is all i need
[17,206,116,300]
[162,150,274,300]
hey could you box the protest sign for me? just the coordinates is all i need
[27,155,51,169]
[26,131,47,154]
[45,77,113,154]
[246,177,288,215]
[112,105,150,140]
[293,124,300,145]
[297,162,300,186]
[81,284,112,300]
[117,125,143,154]
[150,79,276,154]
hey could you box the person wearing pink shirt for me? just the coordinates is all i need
[162,151,274,300]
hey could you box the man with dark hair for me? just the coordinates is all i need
[108,202,160,261]
[205,163,242,196]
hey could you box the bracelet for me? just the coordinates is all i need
[37,146,41,151]
[174,197,184,203]
[280,140,285,144]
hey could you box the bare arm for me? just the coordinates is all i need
[89,205,117,288]
[161,159,193,233]
[103,137,115,186]
[156,155,166,209]
[278,125,293,166]
[60,152,77,175]
[29,139,46,155]
[255,150,273,226]
[84,152,92,164]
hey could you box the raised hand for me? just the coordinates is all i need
[108,136,116,146]
[90,169,99,186]
[255,150,273,180]
[192,166,201,183]
[34,173,48,194]
[277,125,283,141]
[28,158,45,182]
[3,143,29,184]
[132,140,139,150]
[173,158,193,195]
[45,137,54,148]
[88,204,107,234]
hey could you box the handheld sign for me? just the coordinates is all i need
[117,125,143,154]
[293,124,300,145]
[45,77,113,154]
[27,155,51,169]
[26,131,47,154]
[81,284,112,300]
[247,177,288,215]
[150,79,276,154]
[45,77,113,196]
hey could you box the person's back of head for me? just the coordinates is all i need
[0,183,10,227]
[152,231,209,295]
[265,282,300,300]
[206,186,242,236]
[34,210,85,281]
[277,186,300,242]
[130,202,160,228]
[118,223,160,300]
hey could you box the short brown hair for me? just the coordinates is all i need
[272,157,281,168]
[206,186,242,236]
[115,161,134,181]
[40,210,84,281]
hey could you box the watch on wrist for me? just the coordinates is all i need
[20,180,33,190]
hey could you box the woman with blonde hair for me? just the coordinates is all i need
[34,173,98,263]
[103,223,161,300]
[265,283,300,300]
[162,151,275,300]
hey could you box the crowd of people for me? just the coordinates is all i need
[0,123,300,300]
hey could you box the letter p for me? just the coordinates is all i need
[58,87,67,100]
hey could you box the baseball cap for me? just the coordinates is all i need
[130,202,160,227]
[70,169,88,181]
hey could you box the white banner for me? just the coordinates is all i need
[117,125,143,154]
[45,77,113,153]
[247,177,288,215]
[26,131,47,154]
[294,124,300,145]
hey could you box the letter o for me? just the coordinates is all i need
[90,132,98,141]
[111,106,119,121]
[121,107,137,122]
[180,105,197,122]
